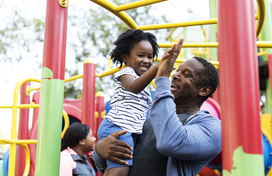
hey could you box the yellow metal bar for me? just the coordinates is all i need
[96,65,126,77]
[0,104,39,109]
[106,59,113,71]
[61,109,70,139]
[257,51,268,56]
[139,18,217,30]
[21,144,30,176]
[158,41,272,48]
[256,0,266,38]
[90,0,138,29]
[0,105,13,109]
[65,74,83,83]
[151,79,156,88]
[116,0,168,12]
[257,41,272,48]
[159,42,219,48]
[26,86,41,95]
[8,78,39,176]
[0,139,37,145]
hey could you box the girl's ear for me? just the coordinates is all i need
[199,86,211,97]
[79,139,85,146]
[122,54,129,64]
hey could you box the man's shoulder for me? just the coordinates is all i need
[187,110,221,125]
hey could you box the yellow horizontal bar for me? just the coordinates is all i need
[0,139,37,144]
[65,74,83,83]
[159,41,272,48]
[139,18,217,30]
[27,87,40,94]
[96,65,125,77]
[17,104,39,109]
[257,41,272,48]
[116,0,167,12]
[190,51,210,55]
[0,105,13,109]
[0,104,39,109]
[257,51,267,56]
[159,42,218,48]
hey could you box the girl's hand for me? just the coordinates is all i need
[155,48,173,69]
[156,38,184,78]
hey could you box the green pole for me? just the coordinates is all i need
[35,0,68,175]
[261,0,272,114]
[209,0,218,61]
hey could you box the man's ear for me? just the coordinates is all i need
[199,86,211,97]
[122,54,129,64]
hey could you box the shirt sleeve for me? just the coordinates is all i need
[59,153,76,176]
[92,148,107,175]
[149,77,221,161]
[114,67,136,83]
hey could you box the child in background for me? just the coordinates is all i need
[97,29,174,176]
[60,123,96,176]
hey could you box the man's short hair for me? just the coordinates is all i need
[193,57,219,103]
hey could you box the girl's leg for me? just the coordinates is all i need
[103,167,109,176]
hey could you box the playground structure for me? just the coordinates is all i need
[1,0,272,175]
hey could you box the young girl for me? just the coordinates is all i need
[97,29,173,176]
[59,123,96,176]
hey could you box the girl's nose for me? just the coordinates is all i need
[142,57,148,63]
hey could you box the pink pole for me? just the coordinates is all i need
[15,82,30,176]
[218,0,264,175]
[82,59,96,133]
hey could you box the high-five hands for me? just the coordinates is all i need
[157,38,184,78]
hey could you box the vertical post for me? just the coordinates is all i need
[82,58,96,133]
[95,92,105,139]
[35,0,68,175]
[218,0,264,175]
[209,0,218,62]
[15,82,30,176]
[183,27,188,59]
[260,0,272,114]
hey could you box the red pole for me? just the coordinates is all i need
[218,0,264,175]
[82,58,96,133]
[95,92,105,139]
[35,0,68,175]
[15,82,30,176]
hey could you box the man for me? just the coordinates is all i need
[93,39,221,176]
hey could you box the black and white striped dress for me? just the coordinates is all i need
[106,67,151,134]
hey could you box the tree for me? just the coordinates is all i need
[0,0,170,100]
[64,0,170,99]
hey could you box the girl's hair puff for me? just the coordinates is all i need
[110,29,159,67]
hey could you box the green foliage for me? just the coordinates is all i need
[1,0,169,100]
[64,0,169,99]
[0,1,44,63]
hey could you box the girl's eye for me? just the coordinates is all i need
[138,55,143,57]
[148,56,153,60]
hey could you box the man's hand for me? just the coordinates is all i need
[96,130,133,165]
[157,38,184,78]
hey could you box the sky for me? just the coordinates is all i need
[0,0,210,137]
